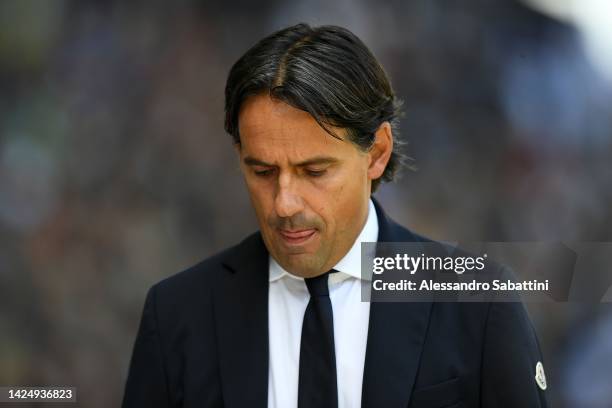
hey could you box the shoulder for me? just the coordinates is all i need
[155,246,232,297]
[147,231,262,314]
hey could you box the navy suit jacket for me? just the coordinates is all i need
[123,200,549,407]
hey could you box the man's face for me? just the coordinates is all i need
[237,94,373,278]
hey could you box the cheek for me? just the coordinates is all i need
[314,183,351,232]
[333,172,368,226]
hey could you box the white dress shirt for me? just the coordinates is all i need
[268,199,379,408]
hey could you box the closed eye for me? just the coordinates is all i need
[305,169,327,177]
[254,168,275,177]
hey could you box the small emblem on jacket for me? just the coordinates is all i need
[535,361,547,390]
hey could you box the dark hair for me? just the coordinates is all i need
[224,23,405,191]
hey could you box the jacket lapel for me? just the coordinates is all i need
[212,199,433,408]
[361,199,433,408]
[216,232,269,408]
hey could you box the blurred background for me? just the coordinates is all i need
[1,0,611,406]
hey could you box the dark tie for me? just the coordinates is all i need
[298,270,338,408]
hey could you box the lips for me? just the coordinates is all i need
[278,228,317,244]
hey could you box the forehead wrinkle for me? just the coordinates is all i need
[240,94,330,136]
[238,94,351,165]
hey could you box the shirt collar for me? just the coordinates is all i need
[269,199,379,282]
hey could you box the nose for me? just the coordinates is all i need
[274,173,304,218]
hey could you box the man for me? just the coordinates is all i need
[123,23,548,407]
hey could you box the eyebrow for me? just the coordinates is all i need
[243,156,339,167]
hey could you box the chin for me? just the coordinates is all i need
[277,254,325,277]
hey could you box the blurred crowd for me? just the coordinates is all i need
[1,1,611,406]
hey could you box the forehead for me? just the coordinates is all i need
[238,94,348,157]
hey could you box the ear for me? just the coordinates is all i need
[367,121,393,181]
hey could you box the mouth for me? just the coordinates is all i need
[277,228,317,245]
